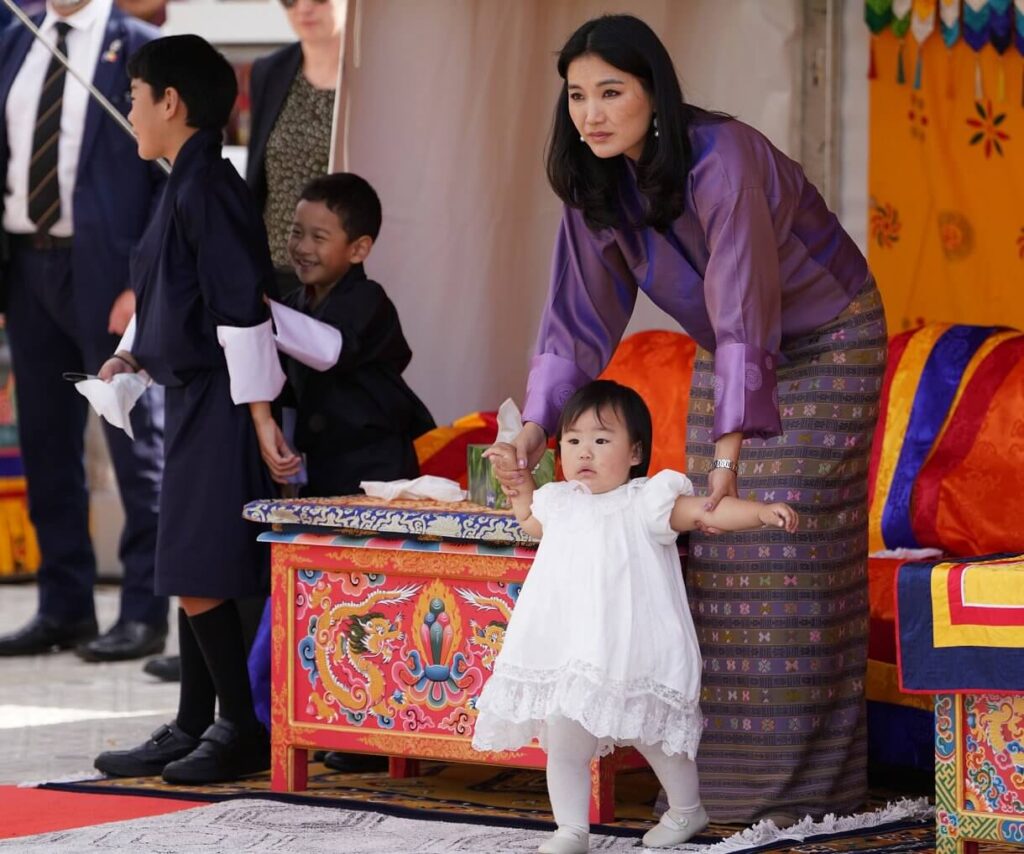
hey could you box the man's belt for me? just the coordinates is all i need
[8,232,74,251]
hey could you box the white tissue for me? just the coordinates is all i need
[360,475,467,502]
[73,373,150,439]
[495,398,524,444]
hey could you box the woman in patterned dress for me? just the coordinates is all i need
[488,14,887,825]
[246,0,342,295]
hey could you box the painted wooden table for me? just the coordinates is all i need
[243,495,658,823]
[895,553,1024,854]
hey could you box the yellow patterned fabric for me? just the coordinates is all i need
[0,487,40,576]
[868,31,1024,331]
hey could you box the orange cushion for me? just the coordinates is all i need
[599,330,697,475]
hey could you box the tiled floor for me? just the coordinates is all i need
[0,583,178,785]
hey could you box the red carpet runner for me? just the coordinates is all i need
[0,786,206,839]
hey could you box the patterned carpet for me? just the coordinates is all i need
[0,799,653,853]
[30,761,979,852]
[0,795,949,854]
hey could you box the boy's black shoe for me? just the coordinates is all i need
[94,722,199,777]
[322,751,389,773]
[161,718,270,785]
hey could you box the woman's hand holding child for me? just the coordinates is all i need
[486,422,547,497]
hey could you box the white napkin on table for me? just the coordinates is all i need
[73,373,150,439]
[360,475,466,502]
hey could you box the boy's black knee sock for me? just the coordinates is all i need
[187,600,262,733]
[175,607,216,738]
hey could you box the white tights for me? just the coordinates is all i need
[544,715,701,834]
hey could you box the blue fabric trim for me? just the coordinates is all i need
[896,551,1024,692]
[881,325,995,548]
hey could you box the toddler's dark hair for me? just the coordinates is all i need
[555,380,652,479]
[299,173,382,241]
[127,35,237,131]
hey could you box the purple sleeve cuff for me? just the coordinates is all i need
[712,343,782,440]
[521,353,594,436]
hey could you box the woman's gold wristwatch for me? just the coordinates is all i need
[711,458,738,474]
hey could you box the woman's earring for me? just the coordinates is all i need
[653,115,659,138]
[580,134,585,142]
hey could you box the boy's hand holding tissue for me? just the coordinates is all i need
[74,360,150,440]
[98,351,138,382]
[482,399,547,499]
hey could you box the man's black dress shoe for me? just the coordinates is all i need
[0,614,98,656]
[162,718,270,785]
[94,722,200,777]
[143,654,181,682]
[75,620,167,662]
[322,751,389,773]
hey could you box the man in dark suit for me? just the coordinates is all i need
[0,0,167,659]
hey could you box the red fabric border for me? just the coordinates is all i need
[913,335,1024,548]
[946,559,1024,626]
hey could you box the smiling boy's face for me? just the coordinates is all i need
[287,199,370,288]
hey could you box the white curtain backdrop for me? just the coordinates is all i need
[336,0,805,425]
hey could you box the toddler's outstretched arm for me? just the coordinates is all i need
[670,495,798,535]
[485,447,543,538]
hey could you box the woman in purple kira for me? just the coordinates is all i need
[487,14,887,826]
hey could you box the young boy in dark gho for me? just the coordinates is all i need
[92,34,298,785]
[272,173,434,497]
[246,173,433,774]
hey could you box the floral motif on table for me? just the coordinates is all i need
[295,571,504,735]
[245,496,534,544]
[962,694,1024,815]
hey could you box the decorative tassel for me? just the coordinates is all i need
[997,62,1006,100]
[913,48,924,88]
[946,51,957,99]
[897,41,907,83]
[869,37,878,80]
[974,56,985,99]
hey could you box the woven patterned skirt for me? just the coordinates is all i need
[685,279,887,823]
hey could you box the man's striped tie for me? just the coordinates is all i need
[27,21,72,234]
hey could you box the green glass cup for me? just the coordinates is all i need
[466,445,555,509]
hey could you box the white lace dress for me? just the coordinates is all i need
[471,471,704,760]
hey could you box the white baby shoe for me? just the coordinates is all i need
[641,804,709,848]
[537,827,589,854]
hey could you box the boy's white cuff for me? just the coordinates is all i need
[216,318,287,404]
[268,299,342,371]
[117,314,137,353]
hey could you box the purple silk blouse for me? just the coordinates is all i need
[522,118,868,441]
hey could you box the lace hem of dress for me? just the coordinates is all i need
[471,660,703,760]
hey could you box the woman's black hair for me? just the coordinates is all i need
[556,380,652,479]
[546,14,727,232]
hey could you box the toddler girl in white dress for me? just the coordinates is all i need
[471,381,798,854]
